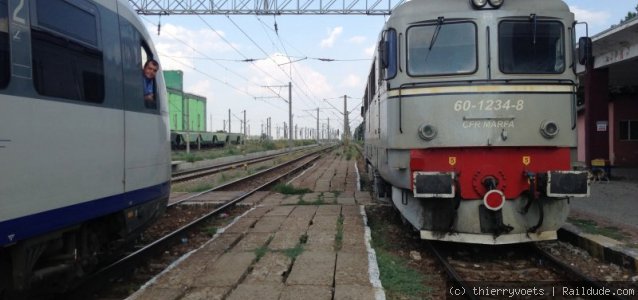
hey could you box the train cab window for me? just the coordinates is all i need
[499,21,565,74]
[141,45,158,109]
[0,0,10,89]
[407,22,477,76]
[380,29,397,80]
[31,0,104,103]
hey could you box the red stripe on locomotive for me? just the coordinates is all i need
[410,148,571,200]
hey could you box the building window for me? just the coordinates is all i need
[31,0,104,103]
[619,120,638,141]
[0,0,10,88]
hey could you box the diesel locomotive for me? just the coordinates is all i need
[363,0,591,244]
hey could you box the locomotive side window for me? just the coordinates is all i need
[407,22,477,76]
[499,21,565,74]
[31,0,104,103]
[380,29,398,80]
[0,0,9,89]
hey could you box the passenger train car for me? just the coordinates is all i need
[0,0,170,294]
[363,0,591,244]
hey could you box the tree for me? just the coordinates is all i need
[621,3,638,23]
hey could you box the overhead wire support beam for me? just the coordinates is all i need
[128,0,406,15]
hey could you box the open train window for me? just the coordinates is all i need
[499,20,565,74]
[407,22,477,76]
[141,44,158,110]
[0,0,10,89]
[31,0,104,103]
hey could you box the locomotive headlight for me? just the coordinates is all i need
[419,124,438,141]
[540,120,559,139]
[470,0,487,8]
[488,0,504,8]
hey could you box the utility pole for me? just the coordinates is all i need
[228,109,231,133]
[288,82,292,150]
[327,117,330,143]
[243,110,247,139]
[316,108,320,143]
[343,95,349,146]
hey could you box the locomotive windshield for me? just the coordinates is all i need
[499,20,565,74]
[407,22,477,76]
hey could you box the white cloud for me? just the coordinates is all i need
[348,36,367,44]
[320,27,344,48]
[342,74,361,88]
[570,6,611,26]
[149,23,236,71]
[187,80,213,98]
[364,44,375,57]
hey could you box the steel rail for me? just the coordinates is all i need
[169,145,333,207]
[531,244,630,300]
[423,241,480,300]
[171,146,316,183]
[68,146,334,299]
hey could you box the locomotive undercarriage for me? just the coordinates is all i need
[390,186,570,244]
[0,197,167,297]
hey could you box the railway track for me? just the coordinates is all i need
[427,241,631,300]
[68,145,335,299]
[171,145,318,183]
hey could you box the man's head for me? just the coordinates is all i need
[143,59,159,79]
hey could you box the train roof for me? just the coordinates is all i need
[392,0,571,20]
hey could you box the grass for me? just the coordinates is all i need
[335,215,344,251]
[172,140,317,162]
[297,198,324,205]
[568,218,631,241]
[272,183,312,195]
[204,226,218,237]
[254,244,269,262]
[375,250,429,298]
[367,208,431,299]
[282,244,305,259]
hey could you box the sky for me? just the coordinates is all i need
[138,0,638,138]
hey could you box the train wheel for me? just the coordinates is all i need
[372,169,389,203]
[0,250,11,298]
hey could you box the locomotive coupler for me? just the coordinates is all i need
[522,171,537,214]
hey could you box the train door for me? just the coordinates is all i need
[118,7,170,201]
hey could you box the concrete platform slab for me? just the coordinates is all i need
[241,191,270,206]
[286,251,336,286]
[289,205,318,219]
[244,252,292,284]
[181,287,228,300]
[265,205,295,217]
[130,286,185,300]
[316,205,341,216]
[244,206,273,219]
[224,217,259,234]
[310,215,339,231]
[337,197,356,205]
[334,284,376,300]
[194,252,255,287]
[226,283,283,300]
[269,230,306,250]
[280,285,333,300]
[231,232,273,252]
[335,252,373,286]
[250,216,286,233]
